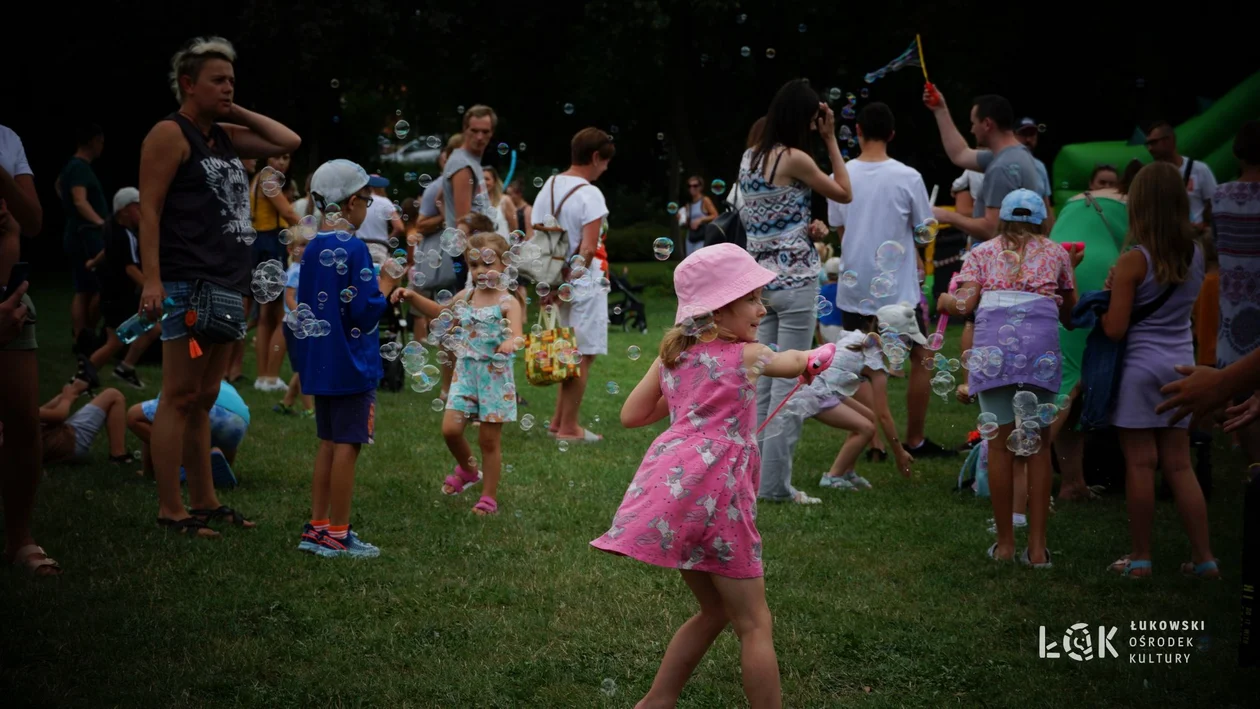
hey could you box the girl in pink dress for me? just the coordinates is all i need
[591,243,833,709]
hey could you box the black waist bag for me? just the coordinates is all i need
[189,280,247,346]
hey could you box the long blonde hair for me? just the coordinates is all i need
[483,166,505,204]
[1125,162,1196,285]
[996,219,1045,252]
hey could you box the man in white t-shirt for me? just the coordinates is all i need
[356,174,403,262]
[825,103,953,459]
[1145,120,1218,230]
[529,127,615,444]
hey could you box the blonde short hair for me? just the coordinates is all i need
[169,36,237,103]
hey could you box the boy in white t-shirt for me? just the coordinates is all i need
[824,103,954,460]
[529,128,614,443]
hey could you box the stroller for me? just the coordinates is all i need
[378,297,410,392]
[607,271,648,333]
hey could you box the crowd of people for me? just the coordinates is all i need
[0,33,1257,706]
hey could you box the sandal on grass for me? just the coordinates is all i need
[109,453,136,465]
[1180,559,1221,579]
[10,544,62,576]
[1108,555,1151,577]
[472,496,498,515]
[443,465,482,496]
[556,428,603,443]
[987,543,1015,562]
[157,516,219,538]
[1020,548,1053,569]
[189,505,255,528]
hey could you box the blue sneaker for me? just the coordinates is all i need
[297,524,322,554]
[210,449,238,489]
[314,529,380,558]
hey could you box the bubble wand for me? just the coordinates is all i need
[919,34,943,109]
[755,344,836,435]
[502,150,518,191]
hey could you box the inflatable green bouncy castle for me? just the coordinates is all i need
[1051,70,1260,207]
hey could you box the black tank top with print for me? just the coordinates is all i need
[158,112,255,294]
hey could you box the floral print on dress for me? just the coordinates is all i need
[956,236,1075,303]
[446,300,517,423]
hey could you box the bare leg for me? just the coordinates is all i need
[1117,428,1157,564]
[70,293,87,343]
[184,344,235,515]
[0,350,54,573]
[1012,458,1028,516]
[904,343,931,447]
[441,409,475,489]
[122,325,161,368]
[987,423,1017,560]
[555,355,596,438]
[282,374,301,408]
[1155,428,1215,565]
[412,313,429,343]
[312,439,334,522]
[127,403,153,477]
[88,328,125,370]
[814,402,876,476]
[256,300,284,380]
[86,294,100,334]
[477,423,503,506]
[636,571,730,709]
[328,442,362,526]
[853,381,884,454]
[150,338,217,531]
[88,388,128,457]
[1025,442,1054,564]
[711,575,781,709]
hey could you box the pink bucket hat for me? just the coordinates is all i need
[674,243,777,325]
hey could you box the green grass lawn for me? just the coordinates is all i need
[1,271,1253,707]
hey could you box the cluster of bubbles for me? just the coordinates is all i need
[257,165,286,198]
[928,351,962,399]
[836,241,908,315]
[973,391,1063,457]
[530,252,613,305]
[381,340,442,392]
[285,302,332,339]
[250,259,287,303]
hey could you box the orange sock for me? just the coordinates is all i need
[328,524,349,540]
[310,518,329,532]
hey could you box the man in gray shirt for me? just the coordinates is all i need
[924,91,1045,241]
[442,105,495,229]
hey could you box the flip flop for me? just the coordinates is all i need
[10,544,62,576]
[472,496,498,515]
[987,543,1014,562]
[1180,559,1221,579]
[1020,548,1053,569]
[556,428,604,443]
[1108,555,1151,577]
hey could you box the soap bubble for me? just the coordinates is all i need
[840,105,856,120]
[1038,123,1047,133]
[869,275,894,299]
[606,381,620,395]
[330,78,340,88]
[976,412,1000,440]
[430,398,445,412]
[666,202,679,215]
[518,142,527,152]
[563,103,575,115]
[426,135,442,149]
[652,237,674,260]
[533,177,544,188]
[840,270,859,287]
[360,267,374,282]
[913,218,939,245]
[815,295,834,317]
[497,143,509,156]
[828,87,842,102]
[520,413,535,431]
[350,327,361,338]
[536,282,551,297]
[740,46,751,58]
[931,372,955,398]
[339,288,355,303]
[858,298,877,314]
[250,259,287,303]
[394,120,410,139]
[875,240,906,272]
[380,342,401,361]
[319,249,335,267]
[765,48,776,59]
[925,332,945,351]
[999,250,1021,275]
[557,283,574,302]
[456,105,465,114]
[860,88,870,98]
[627,345,642,361]
[710,179,726,195]
[1035,403,1059,426]
[1032,353,1059,382]
[1012,390,1040,418]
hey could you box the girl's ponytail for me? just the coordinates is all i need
[659,326,696,369]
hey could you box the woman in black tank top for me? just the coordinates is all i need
[137,37,300,537]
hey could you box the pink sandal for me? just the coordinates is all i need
[472,496,498,515]
[443,465,482,496]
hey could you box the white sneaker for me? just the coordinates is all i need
[253,377,268,391]
[988,514,1029,534]
[268,378,289,392]
[819,474,857,490]
[841,471,872,490]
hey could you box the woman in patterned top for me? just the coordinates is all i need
[738,78,853,505]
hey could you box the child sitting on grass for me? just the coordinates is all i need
[40,380,133,466]
[296,159,389,558]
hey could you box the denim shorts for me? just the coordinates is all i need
[159,281,195,342]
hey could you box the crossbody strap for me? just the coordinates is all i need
[1129,248,1195,324]
[1082,191,1122,245]
[1183,158,1195,186]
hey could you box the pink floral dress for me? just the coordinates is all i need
[590,339,764,578]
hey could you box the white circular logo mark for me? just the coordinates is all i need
[1064,622,1095,662]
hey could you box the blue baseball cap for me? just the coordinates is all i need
[999,188,1047,225]
[367,173,390,188]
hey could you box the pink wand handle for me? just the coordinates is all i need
[935,314,949,335]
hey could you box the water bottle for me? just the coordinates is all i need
[117,297,177,344]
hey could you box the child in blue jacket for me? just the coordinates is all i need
[295,159,389,558]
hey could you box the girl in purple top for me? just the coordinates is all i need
[937,189,1080,568]
[1100,163,1217,579]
